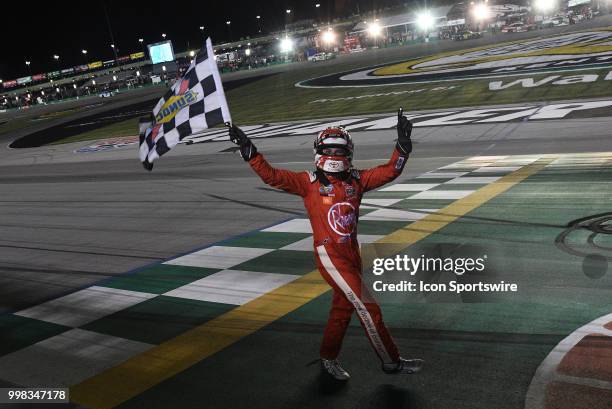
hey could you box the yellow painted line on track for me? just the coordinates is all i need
[70,271,330,409]
[70,155,555,409]
[379,156,556,247]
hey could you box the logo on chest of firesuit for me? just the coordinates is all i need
[345,185,356,197]
[327,202,357,237]
[319,185,334,195]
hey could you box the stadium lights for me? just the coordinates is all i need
[53,54,59,60]
[226,21,231,25]
[280,37,294,53]
[473,3,490,20]
[199,26,204,30]
[286,9,291,14]
[81,49,87,55]
[138,38,144,43]
[245,48,251,56]
[25,61,31,66]
[256,15,261,19]
[111,44,115,49]
[416,11,435,31]
[534,0,556,13]
[322,28,336,44]
[315,3,320,7]
[368,22,382,37]
[162,33,167,39]
[189,50,195,57]
[0,79,2,84]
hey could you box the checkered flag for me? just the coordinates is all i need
[139,37,231,170]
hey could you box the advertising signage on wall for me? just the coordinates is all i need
[568,0,591,6]
[3,80,17,88]
[16,76,32,85]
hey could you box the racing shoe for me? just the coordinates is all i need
[320,358,351,381]
[382,358,424,375]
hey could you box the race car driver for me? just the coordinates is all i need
[228,109,423,381]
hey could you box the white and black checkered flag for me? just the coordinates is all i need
[139,37,231,170]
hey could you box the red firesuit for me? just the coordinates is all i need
[249,148,408,364]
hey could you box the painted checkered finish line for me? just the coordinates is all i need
[178,99,612,145]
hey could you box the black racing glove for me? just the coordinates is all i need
[229,125,258,161]
[396,107,413,155]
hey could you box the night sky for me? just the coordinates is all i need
[1,0,412,80]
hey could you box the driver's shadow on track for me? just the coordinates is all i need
[318,374,422,409]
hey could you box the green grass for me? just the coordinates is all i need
[225,67,612,124]
[49,117,139,145]
[0,118,30,136]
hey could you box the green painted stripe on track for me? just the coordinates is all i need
[233,250,316,275]
[0,314,70,357]
[101,265,220,294]
[82,296,235,345]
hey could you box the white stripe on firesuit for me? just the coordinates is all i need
[316,245,392,364]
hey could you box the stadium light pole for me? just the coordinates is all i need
[81,49,88,65]
[138,38,145,56]
[285,9,292,34]
[226,21,232,42]
[102,1,120,70]
[52,54,60,75]
[162,33,167,39]
[25,60,31,74]
[256,15,263,33]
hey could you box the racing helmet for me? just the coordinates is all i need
[313,126,354,173]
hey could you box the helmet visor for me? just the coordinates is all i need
[316,146,351,157]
